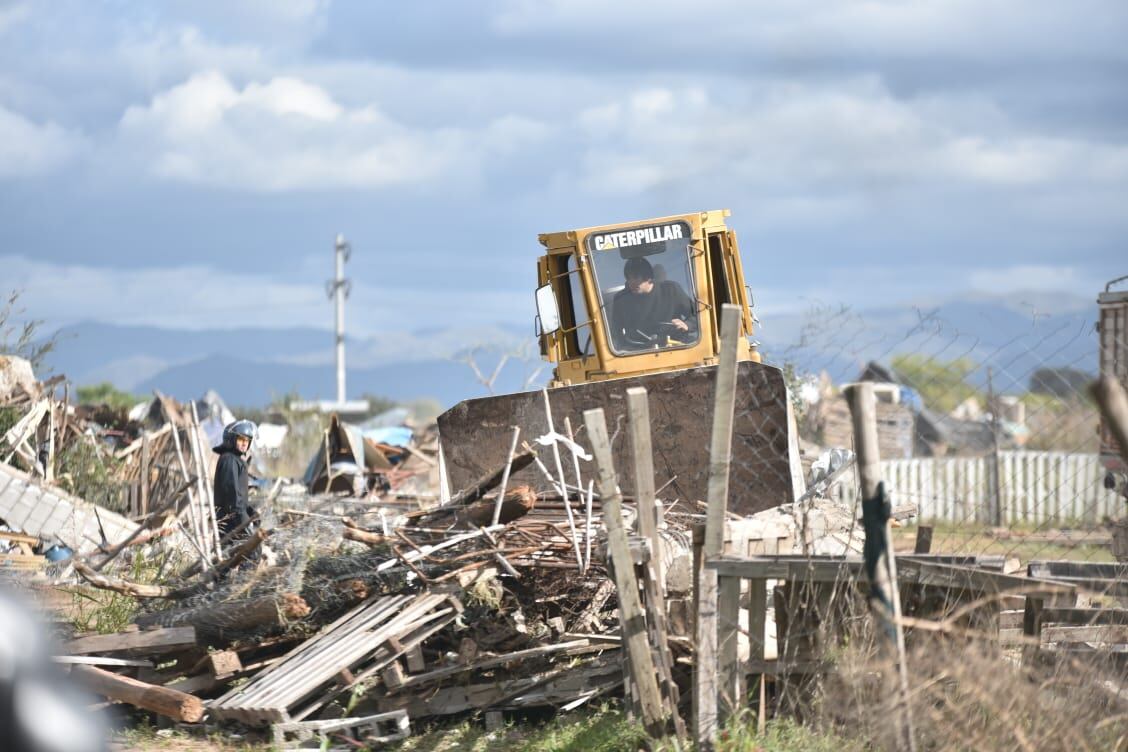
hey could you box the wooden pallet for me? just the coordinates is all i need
[0,552,45,570]
[209,590,462,726]
[272,710,410,749]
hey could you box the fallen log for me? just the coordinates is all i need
[404,486,537,530]
[75,529,270,601]
[343,526,387,546]
[134,593,310,640]
[304,578,371,613]
[455,485,536,527]
[408,451,534,512]
[72,559,173,598]
[72,664,204,723]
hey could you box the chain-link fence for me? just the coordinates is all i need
[761,296,1126,564]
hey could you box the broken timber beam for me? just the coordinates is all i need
[447,450,536,506]
[72,664,204,723]
[584,407,669,738]
[133,593,310,640]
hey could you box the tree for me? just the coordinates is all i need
[76,382,144,411]
[0,289,58,370]
[453,340,546,396]
[1028,367,1092,400]
[890,354,980,414]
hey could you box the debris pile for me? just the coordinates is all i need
[43,459,646,745]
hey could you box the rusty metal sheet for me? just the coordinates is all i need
[437,360,794,517]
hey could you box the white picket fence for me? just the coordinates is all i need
[834,451,1122,525]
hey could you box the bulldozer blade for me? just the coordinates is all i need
[437,360,798,517]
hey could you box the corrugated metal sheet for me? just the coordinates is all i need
[0,462,137,552]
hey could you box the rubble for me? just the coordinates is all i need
[0,361,930,747]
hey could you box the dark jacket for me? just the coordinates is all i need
[611,280,696,350]
[212,445,249,536]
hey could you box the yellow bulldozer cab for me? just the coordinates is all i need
[534,209,759,386]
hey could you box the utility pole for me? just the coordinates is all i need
[987,367,1003,527]
[330,233,351,405]
[289,234,368,414]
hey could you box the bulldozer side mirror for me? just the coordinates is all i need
[535,283,560,334]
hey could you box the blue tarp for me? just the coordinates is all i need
[362,426,414,448]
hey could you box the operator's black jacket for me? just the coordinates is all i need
[212,444,250,537]
[611,280,696,348]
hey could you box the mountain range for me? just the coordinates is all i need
[38,290,1100,409]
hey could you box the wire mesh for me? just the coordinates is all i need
[755,297,1127,564]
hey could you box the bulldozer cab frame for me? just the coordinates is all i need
[534,209,759,387]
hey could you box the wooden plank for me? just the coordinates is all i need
[243,596,438,710]
[1040,608,1128,626]
[52,655,154,668]
[293,606,461,722]
[913,525,933,554]
[746,578,767,666]
[0,530,39,546]
[627,387,664,594]
[703,304,743,558]
[584,407,668,738]
[209,592,460,725]
[405,644,425,673]
[208,650,243,679]
[65,627,197,655]
[717,574,742,722]
[377,655,622,718]
[696,304,742,751]
[1092,376,1128,467]
[638,555,685,738]
[391,640,599,691]
[140,432,150,517]
[1041,624,1128,644]
[1029,560,1128,579]
[0,552,45,570]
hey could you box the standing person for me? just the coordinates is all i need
[213,420,256,540]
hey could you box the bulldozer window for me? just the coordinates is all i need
[587,225,701,356]
[707,233,731,338]
[551,254,594,359]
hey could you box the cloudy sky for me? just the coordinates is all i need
[1,0,1126,336]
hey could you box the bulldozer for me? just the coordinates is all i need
[437,209,803,516]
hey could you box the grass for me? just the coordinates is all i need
[713,715,864,752]
[891,521,1115,563]
[385,705,860,752]
[391,705,650,752]
[111,721,267,751]
[67,553,168,634]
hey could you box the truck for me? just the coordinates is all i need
[437,210,802,517]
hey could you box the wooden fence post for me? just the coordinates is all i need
[627,386,665,593]
[140,431,151,518]
[1091,376,1128,466]
[695,304,743,748]
[583,407,669,738]
[1091,376,1128,560]
[845,382,916,752]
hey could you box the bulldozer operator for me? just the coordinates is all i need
[610,256,698,351]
